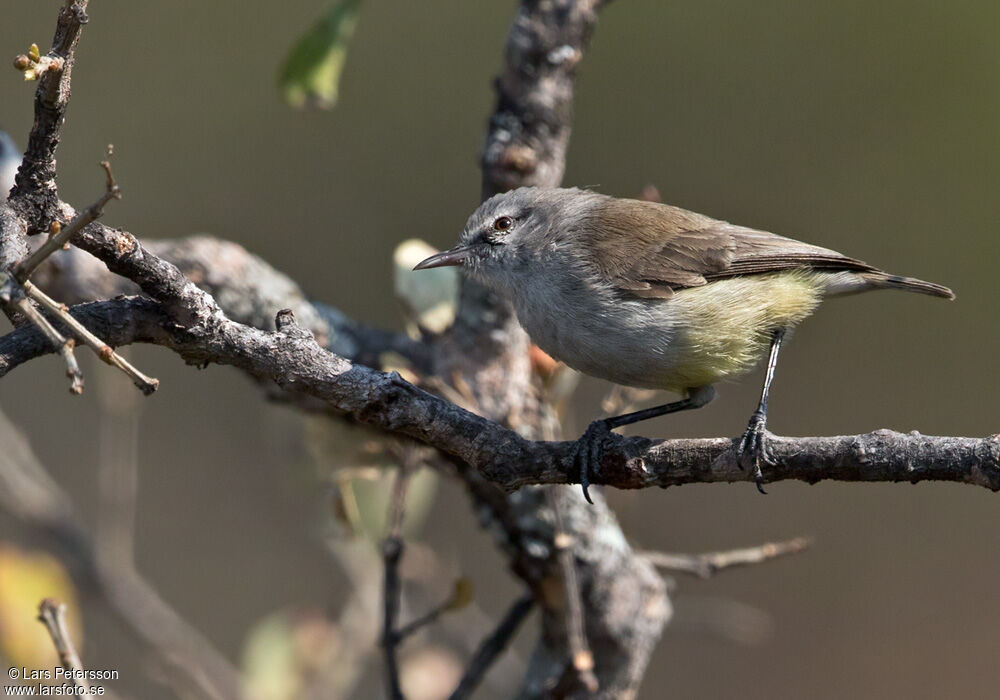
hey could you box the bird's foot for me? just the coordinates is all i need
[573,419,613,504]
[738,410,773,494]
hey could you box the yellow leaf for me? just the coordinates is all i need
[0,544,81,670]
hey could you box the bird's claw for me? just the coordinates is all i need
[738,410,772,494]
[574,419,612,504]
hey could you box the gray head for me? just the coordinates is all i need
[0,131,20,201]
[414,187,602,291]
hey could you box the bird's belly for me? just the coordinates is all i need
[514,272,824,392]
[514,296,692,390]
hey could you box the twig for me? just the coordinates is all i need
[641,537,812,579]
[381,464,413,700]
[37,598,90,695]
[394,578,472,642]
[23,280,158,394]
[393,604,448,643]
[548,488,599,694]
[15,148,120,282]
[448,595,534,700]
[11,295,83,393]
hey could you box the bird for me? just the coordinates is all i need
[0,130,20,201]
[414,187,954,502]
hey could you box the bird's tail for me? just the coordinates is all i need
[860,272,955,300]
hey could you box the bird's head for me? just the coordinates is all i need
[414,187,596,291]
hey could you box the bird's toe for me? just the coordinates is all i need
[574,419,612,504]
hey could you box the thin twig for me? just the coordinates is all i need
[15,148,120,282]
[24,280,158,394]
[548,488,599,694]
[394,578,470,642]
[393,605,448,643]
[37,598,90,695]
[13,296,83,393]
[448,595,534,700]
[381,464,413,700]
[641,537,813,579]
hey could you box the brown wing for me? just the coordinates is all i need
[587,197,878,299]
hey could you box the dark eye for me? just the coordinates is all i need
[493,216,513,232]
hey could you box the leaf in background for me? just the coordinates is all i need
[279,0,363,110]
[242,609,340,700]
[393,239,460,336]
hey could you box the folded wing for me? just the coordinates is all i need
[587,197,878,299]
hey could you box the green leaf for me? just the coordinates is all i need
[278,0,363,110]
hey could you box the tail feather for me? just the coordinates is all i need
[862,272,954,300]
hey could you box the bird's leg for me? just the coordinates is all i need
[575,386,716,504]
[738,328,785,493]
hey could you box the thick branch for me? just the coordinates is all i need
[3,299,996,493]
[29,235,430,370]
[482,0,612,198]
[11,0,89,210]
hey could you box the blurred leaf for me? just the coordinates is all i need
[0,544,81,670]
[445,577,474,611]
[279,0,363,109]
[394,239,459,335]
[346,465,438,543]
[242,609,340,700]
[305,418,439,543]
[242,613,299,700]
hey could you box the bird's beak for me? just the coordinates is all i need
[413,245,475,270]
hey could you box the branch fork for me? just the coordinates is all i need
[2,150,156,394]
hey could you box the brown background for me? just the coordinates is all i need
[2,0,999,698]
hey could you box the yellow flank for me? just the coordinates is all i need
[660,271,825,390]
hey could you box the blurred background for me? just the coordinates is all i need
[1,0,998,698]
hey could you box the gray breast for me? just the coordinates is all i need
[508,270,682,388]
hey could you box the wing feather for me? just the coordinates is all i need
[584,197,879,298]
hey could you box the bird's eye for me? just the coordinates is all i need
[493,216,513,232]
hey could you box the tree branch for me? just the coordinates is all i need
[641,537,812,579]
[448,595,535,700]
[482,0,613,198]
[11,0,89,210]
[22,280,158,393]
[2,300,997,494]
[381,463,412,700]
[28,235,430,371]
[5,292,84,393]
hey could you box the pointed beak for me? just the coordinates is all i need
[413,245,475,270]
